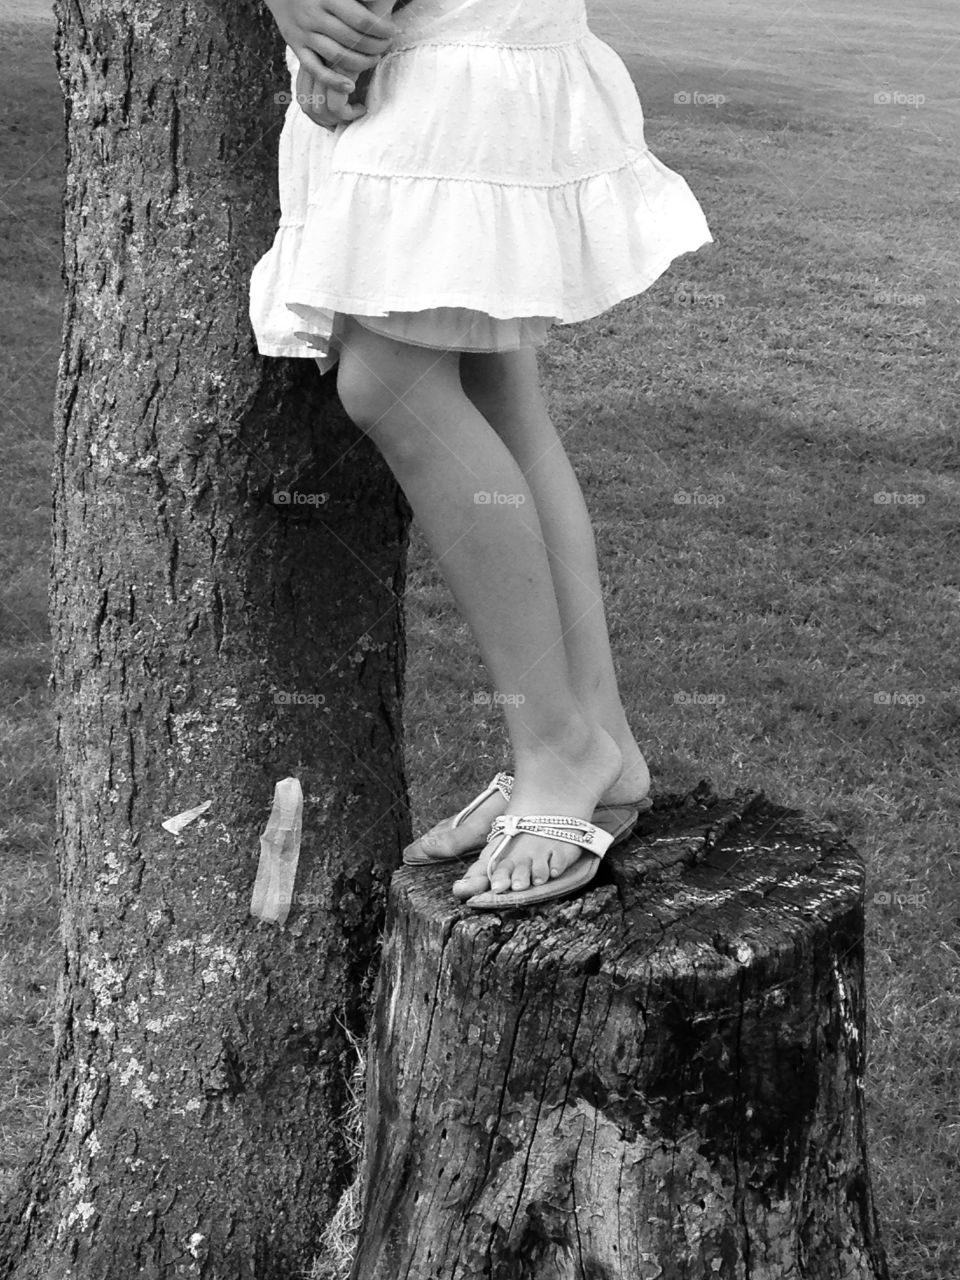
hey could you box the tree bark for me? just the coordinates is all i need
[0,3,410,1277]
[353,782,891,1280]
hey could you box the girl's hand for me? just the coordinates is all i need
[294,62,367,131]
[281,0,403,132]
[265,0,398,86]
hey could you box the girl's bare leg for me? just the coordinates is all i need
[335,318,622,895]
[436,348,652,896]
[461,347,649,780]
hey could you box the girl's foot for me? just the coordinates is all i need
[415,736,650,862]
[451,725,623,899]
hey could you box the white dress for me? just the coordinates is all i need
[248,0,713,373]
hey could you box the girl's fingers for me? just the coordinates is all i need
[314,37,384,77]
[335,101,369,125]
[297,90,336,127]
[295,39,375,83]
[327,46,384,76]
[296,55,356,100]
[300,12,394,65]
[320,92,369,128]
[269,0,396,63]
[332,0,398,44]
[294,67,366,131]
[316,85,349,122]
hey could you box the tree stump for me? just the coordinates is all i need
[351,781,890,1280]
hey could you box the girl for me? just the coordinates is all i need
[250,0,713,910]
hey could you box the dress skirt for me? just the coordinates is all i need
[248,0,714,373]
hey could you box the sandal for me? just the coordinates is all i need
[402,771,513,864]
[402,770,652,865]
[463,813,615,910]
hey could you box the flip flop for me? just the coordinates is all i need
[402,771,652,865]
[462,813,616,910]
[402,771,513,864]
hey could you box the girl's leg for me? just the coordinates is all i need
[335,317,622,894]
[458,346,648,778]
[444,347,652,893]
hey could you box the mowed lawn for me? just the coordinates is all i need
[2,2,958,1276]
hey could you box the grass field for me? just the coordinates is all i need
[2,2,959,1275]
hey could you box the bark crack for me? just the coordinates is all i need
[571,1131,586,1278]
[615,1145,625,1271]
[400,914,456,1280]
[211,581,225,654]
[126,726,137,827]
[92,585,108,646]
[556,959,591,1120]
[732,965,752,1278]
[504,961,565,1242]
[475,955,530,1270]
[168,93,180,194]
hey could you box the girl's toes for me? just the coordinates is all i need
[529,845,553,887]
[487,865,512,893]
[420,825,455,855]
[418,828,442,852]
[451,856,490,898]
[548,846,575,878]
[490,856,532,894]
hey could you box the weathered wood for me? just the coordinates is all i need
[353,781,890,1280]
[0,3,410,1277]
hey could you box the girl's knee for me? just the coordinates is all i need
[336,345,397,435]
[335,318,461,461]
[336,318,425,427]
[336,351,423,468]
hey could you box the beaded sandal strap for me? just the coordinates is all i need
[485,813,614,877]
[451,771,514,828]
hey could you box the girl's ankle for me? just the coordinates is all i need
[568,689,631,746]
[512,720,621,776]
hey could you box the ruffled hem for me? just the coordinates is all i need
[252,303,554,372]
[249,161,713,367]
[300,305,554,357]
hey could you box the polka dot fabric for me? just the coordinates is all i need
[248,0,713,372]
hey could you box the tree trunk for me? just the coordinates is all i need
[353,782,891,1280]
[0,3,410,1277]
